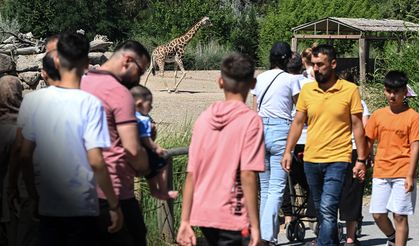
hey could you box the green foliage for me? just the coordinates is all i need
[0,13,20,42]
[139,121,192,245]
[366,34,419,112]
[0,0,134,40]
[257,0,383,67]
[184,40,233,70]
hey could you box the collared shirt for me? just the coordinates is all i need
[296,79,363,163]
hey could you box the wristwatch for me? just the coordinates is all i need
[356,159,367,164]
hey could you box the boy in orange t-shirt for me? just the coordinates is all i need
[365,71,419,246]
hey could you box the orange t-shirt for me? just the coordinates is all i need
[365,107,419,178]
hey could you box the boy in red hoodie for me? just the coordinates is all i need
[176,53,265,246]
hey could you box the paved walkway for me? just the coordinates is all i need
[277,192,419,245]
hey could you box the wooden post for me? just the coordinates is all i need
[359,38,367,90]
[157,157,175,243]
[291,37,297,52]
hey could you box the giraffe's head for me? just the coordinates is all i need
[200,16,212,27]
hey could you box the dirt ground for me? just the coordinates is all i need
[140,70,262,128]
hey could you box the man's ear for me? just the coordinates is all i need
[53,55,61,71]
[217,76,224,89]
[331,59,337,70]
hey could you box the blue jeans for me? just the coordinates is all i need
[259,117,290,243]
[304,162,348,246]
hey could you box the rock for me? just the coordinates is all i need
[88,52,107,65]
[0,54,15,73]
[36,80,48,90]
[18,71,41,86]
[104,51,113,60]
[90,40,113,52]
[15,54,42,72]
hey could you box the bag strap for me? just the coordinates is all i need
[257,71,284,112]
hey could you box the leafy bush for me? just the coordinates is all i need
[0,13,20,42]
[184,40,233,70]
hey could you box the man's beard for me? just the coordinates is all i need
[120,75,140,89]
[315,71,330,84]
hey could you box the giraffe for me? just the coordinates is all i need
[143,16,211,92]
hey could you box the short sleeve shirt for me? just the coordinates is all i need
[365,107,419,178]
[296,79,363,163]
[135,112,152,138]
[81,70,138,199]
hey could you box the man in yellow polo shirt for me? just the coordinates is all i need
[282,44,368,246]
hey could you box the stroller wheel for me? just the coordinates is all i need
[338,222,344,242]
[313,222,319,236]
[286,221,297,241]
[356,220,362,237]
[295,220,306,241]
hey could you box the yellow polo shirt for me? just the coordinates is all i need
[296,79,363,163]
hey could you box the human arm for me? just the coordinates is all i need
[117,123,150,176]
[176,172,196,246]
[282,111,306,172]
[7,128,22,213]
[405,141,418,192]
[140,137,166,156]
[241,171,262,246]
[19,137,38,220]
[252,95,257,111]
[87,148,123,233]
[352,113,368,181]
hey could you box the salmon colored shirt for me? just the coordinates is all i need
[296,79,363,163]
[81,70,138,199]
[365,107,419,178]
[187,101,265,231]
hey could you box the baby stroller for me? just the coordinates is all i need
[283,146,318,242]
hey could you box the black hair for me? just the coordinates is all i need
[312,44,337,62]
[384,70,408,90]
[130,85,152,101]
[221,53,255,93]
[42,51,60,81]
[287,52,303,75]
[114,40,151,62]
[269,42,291,70]
[57,32,89,70]
[45,34,60,47]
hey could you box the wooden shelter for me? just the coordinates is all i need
[291,17,419,83]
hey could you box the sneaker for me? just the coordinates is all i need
[386,241,396,246]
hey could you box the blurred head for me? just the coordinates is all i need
[301,47,313,68]
[312,44,337,84]
[130,85,153,115]
[45,34,60,52]
[269,42,292,70]
[0,75,23,123]
[41,50,60,85]
[383,71,408,106]
[56,32,89,76]
[287,52,303,75]
[112,40,150,89]
[219,53,256,94]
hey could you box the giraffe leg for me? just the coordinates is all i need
[173,60,186,93]
[157,60,170,92]
[143,70,152,86]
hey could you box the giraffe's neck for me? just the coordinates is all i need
[174,20,205,46]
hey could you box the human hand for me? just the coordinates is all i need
[176,222,196,246]
[248,228,262,246]
[352,162,366,181]
[108,206,123,233]
[7,187,20,216]
[155,146,167,156]
[404,176,415,193]
[281,152,293,173]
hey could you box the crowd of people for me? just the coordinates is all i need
[0,31,417,246]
